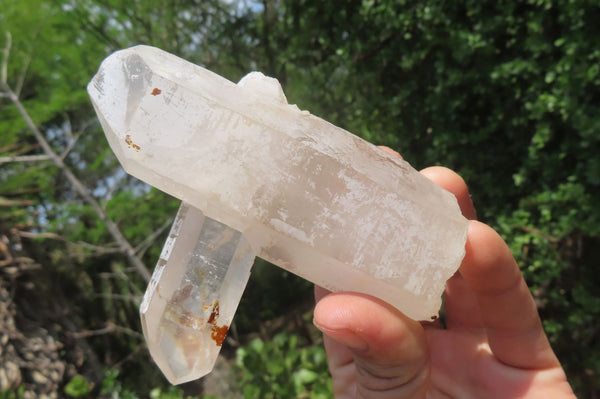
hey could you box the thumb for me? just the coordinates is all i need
[314,292,429,399]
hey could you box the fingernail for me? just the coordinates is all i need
[313,319,369,352]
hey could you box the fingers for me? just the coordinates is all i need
[314,286,357,395]
[418,166,559,369]
[420,166,477,220]
[418,166,484,329]
[419,167,559,368]
[460,221,560,369]
[442,271,486,330]
[314,292,429,398]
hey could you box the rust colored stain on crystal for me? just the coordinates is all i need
[207,301,220,325]
[206,300,227,346]
[151,87,162,96]
[124,134,141,151]
[210,325,228,346]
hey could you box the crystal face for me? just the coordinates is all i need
[87,45,469,384]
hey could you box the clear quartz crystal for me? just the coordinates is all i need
[139,203,254,384]
[87,45,469,384]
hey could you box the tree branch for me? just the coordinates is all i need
[0,197,35,207]
[110,342,147,370]
[1,32,10,84]
[133,215,173,258]
[70,321,143,339]
[18,230,123,256]
[14,30,37,98]
[0,154,52,164]
[0,81,151,282]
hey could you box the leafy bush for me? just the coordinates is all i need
[235,333,333,399]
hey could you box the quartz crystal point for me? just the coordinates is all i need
[138,202,254,384]
[87,45,469,384]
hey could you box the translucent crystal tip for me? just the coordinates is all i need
[140,203,255,384]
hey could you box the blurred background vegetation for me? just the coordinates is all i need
[0,0,598,397]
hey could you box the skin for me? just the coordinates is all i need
[313,149,576,399]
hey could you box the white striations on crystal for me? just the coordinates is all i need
[88,45,469,382]
[140,203,254,384]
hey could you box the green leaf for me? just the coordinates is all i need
[64,375,92,397]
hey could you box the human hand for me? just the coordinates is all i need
[313,156,576,398]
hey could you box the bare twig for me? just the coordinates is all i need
[70,321,143,339]
[75,240,122,255]
[17,231,63,240]
[134,216,173,257]
[14,40,33,97]
[60,117,96,160]
[0,80,151,282]
[63,112,74,140]
[60,131,80,160]
[0,197,35,206]
[0,154,52,164]
[60,113,75,159]
[14,48,31,98]
[110,342,147,370]
[101,180,118,209]
[19,230,123,256]
[519,225,560,243]
[10,29,38,97]
[1,32,11,84]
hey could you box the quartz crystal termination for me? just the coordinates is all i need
[87,45,469,384]
[139,202,254,384]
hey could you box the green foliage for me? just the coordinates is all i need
[100,370,139,399]
[100,369,210,399]
[149,386,204,399]
[64,375,94,397]
[235,259,313,331]
[0,387,24,399]
[235,333,333,399]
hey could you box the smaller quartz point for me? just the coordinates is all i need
[88,45,469,384]
[140,202,254,384]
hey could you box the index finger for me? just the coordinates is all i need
[460,221,561,369]
[420,166,477,220]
